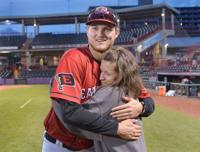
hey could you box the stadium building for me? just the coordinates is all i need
[0,1,199,97]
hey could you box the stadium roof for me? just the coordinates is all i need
[0,3,179,26]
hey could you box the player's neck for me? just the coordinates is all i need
[89,46,104,61]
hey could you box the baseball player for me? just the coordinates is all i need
[42,6,154,152]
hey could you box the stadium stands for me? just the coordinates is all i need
[32,33,87,47]
[157,65,200,73]
[31,22,160,47]
[0,35,27,49]
[0,69,12,78]
[175,7,200,36]
[19,69,55,78]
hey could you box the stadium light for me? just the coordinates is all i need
[5,20,11,24]
[138,44,142,49]
[0,51,11,53]
[0,20,17,25]
[137,44,143,52]
[161,13,165,17]
[164,43,168,48]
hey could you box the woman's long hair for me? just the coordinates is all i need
[102,46,143,98]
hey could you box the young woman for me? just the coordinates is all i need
[53,46,153,152]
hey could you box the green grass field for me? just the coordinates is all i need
[0,85,200,152]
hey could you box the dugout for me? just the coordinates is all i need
[157,73,200,97]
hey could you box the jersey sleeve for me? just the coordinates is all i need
[139,87,150,99]
[50,50,84,104]
[139,87,155,117]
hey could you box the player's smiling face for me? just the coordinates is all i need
[87,22,119,54]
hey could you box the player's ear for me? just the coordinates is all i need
[86,26,90,36]
[115,27,120,39]
[86,25,89,31]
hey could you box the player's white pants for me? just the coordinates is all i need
[42,135,94,152]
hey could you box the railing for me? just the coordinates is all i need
[143,80,200,97]
[170,82,200,97]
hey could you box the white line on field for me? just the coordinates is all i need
[20,98,32,109]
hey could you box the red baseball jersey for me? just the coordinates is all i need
[44,46,101,150]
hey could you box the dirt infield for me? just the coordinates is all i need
[150,90,200,119]
[0,85,32,90]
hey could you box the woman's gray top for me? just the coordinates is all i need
[52,86,147,152]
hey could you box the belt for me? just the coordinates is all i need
[44,132,78,151]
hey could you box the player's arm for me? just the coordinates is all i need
[52,86,142,140]
[138,96,155,117]
[138,88,155,117]
[53,98,141,140]
[57,98,118,136]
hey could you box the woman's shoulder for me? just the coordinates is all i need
[97,85,120,91]
[95,86,124,97]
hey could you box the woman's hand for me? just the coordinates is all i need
[111,96,143,121]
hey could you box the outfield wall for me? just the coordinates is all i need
[1,78,200,98]
[0,78,52,85]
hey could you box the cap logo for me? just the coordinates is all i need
[95,7,109,15]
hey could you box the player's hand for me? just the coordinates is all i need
[117,119,142,140]
[111,96,143,121]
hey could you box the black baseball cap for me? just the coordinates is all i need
[86,6,120,26]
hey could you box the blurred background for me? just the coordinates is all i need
[0,0,200,97]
